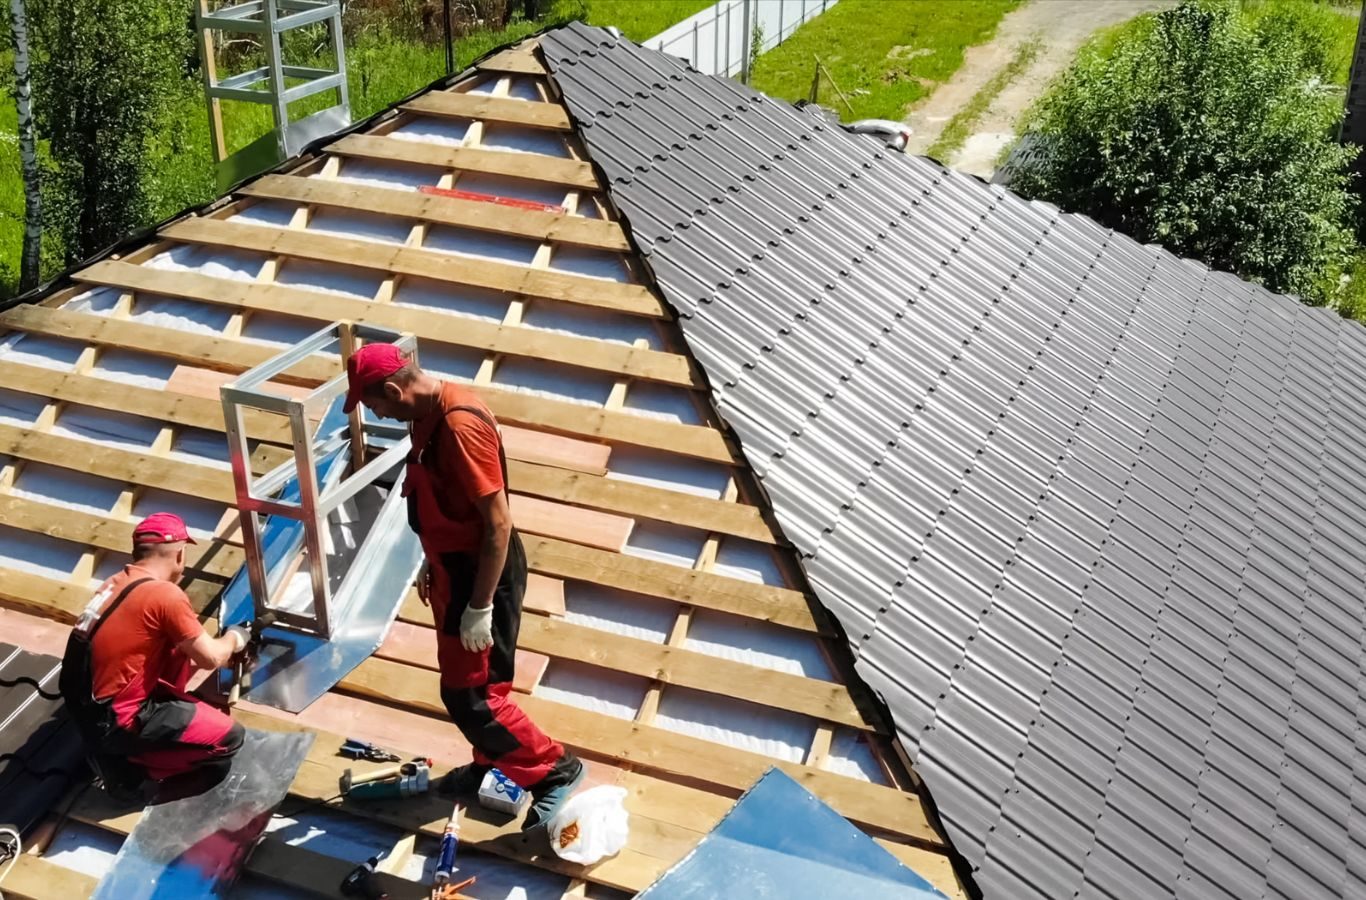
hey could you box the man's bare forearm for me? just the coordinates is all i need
[471,518,510,609]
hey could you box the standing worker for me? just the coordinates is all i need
[343,343,583,829]
[60,513,247,800]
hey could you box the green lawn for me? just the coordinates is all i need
[0,0,709,296]
[749,0,1020,122]
[583,0,713,42]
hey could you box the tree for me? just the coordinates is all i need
[28,0,190,264]
[1007,0,1358,306]
[9,0,39,291]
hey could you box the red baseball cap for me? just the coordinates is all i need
[343,343,407,414]
[132,512,197,545]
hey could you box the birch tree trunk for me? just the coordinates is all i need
[11,0,40,292]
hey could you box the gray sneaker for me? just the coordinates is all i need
[522,755,585,832]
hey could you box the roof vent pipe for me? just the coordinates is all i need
[846,119,912,153]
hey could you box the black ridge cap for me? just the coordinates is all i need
[542,21,1366,900]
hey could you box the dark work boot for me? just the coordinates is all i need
[437,762,491,798]
[522,753,585,832]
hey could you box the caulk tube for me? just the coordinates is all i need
[434,802,461,884]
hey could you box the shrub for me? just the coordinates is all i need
[1008,0,1358,305]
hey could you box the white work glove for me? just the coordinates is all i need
[460,603,494,652]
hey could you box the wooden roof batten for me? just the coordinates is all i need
[0,36,968,900]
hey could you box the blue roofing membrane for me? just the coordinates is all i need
[542,23,1366,899]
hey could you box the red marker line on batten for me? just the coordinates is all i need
[419,184,566,213]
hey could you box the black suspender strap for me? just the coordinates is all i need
[86,578,155,642]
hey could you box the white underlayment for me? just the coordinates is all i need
[562,582,679,643]
[331,157,441,192]
[534,658,648,721]
[829,727,892,786]
[656,685,814,763]
[604,446,729,499]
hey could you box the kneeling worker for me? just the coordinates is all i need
[344,343,583,829]
[61,512,247,797]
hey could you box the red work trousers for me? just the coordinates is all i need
[428,531,570,788]
[123,685,244,782]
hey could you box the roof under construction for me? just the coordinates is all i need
[0,27,963,900]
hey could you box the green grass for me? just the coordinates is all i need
[583,0,713,42]
[0,0,709,295]
[926,36,1039,162]
[749,0,1020,122]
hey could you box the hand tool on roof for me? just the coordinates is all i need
[339,739,401,763]
[225,611,278,705]
[339,851,389,900]
[429,876,476,900]
[339,757,432,794]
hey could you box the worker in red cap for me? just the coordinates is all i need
[60,512,247,800]
[344,342,583,830]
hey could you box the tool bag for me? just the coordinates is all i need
[59,577,154,749]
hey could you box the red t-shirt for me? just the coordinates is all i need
[415,382,506,553]
[88,566,202,728]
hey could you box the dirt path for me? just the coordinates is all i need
[904,0,1177,176]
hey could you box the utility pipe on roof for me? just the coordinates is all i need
[846,119,912,152]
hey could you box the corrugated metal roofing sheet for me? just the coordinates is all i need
[0,642,84,833]
[542,22,1366,899]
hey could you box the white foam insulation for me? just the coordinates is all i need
[148,243,264,281]
[828,727,891,785]
[90,347,178,389]
[622,520,706,569]
[332,157,443,192]
[655,685,814,763]
[549,247,629,282]
[562,581,679,643]
[492,357,612,407]
[0,331,83,369]
[604,446,729,499]
[621,381,704,425]
[453,173,568,208]
[129,293,236,336]
[0,385,45,424]
[519,303,659,348]
[482,124,569,157]
[230,199,299,228]
[683,608,834,680]
[12,462,122,515]
[713,537,787,586]
[277,258,386,299]
[393,277,509,321]
[425,224,539,265]
[390,115,471,146]
[0,524,87,581]
[309,206,412,246]
[534,659,647,721]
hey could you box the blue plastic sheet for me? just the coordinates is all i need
[639,768,950,900]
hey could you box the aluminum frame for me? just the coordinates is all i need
[220,321,414,638]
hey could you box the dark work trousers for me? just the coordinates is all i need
[430,530,575,788]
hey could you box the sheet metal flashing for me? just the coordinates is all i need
[542,23,1366,899]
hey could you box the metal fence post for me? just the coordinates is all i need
[740,0,751,83]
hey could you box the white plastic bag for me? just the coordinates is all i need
[547,785,630,864]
